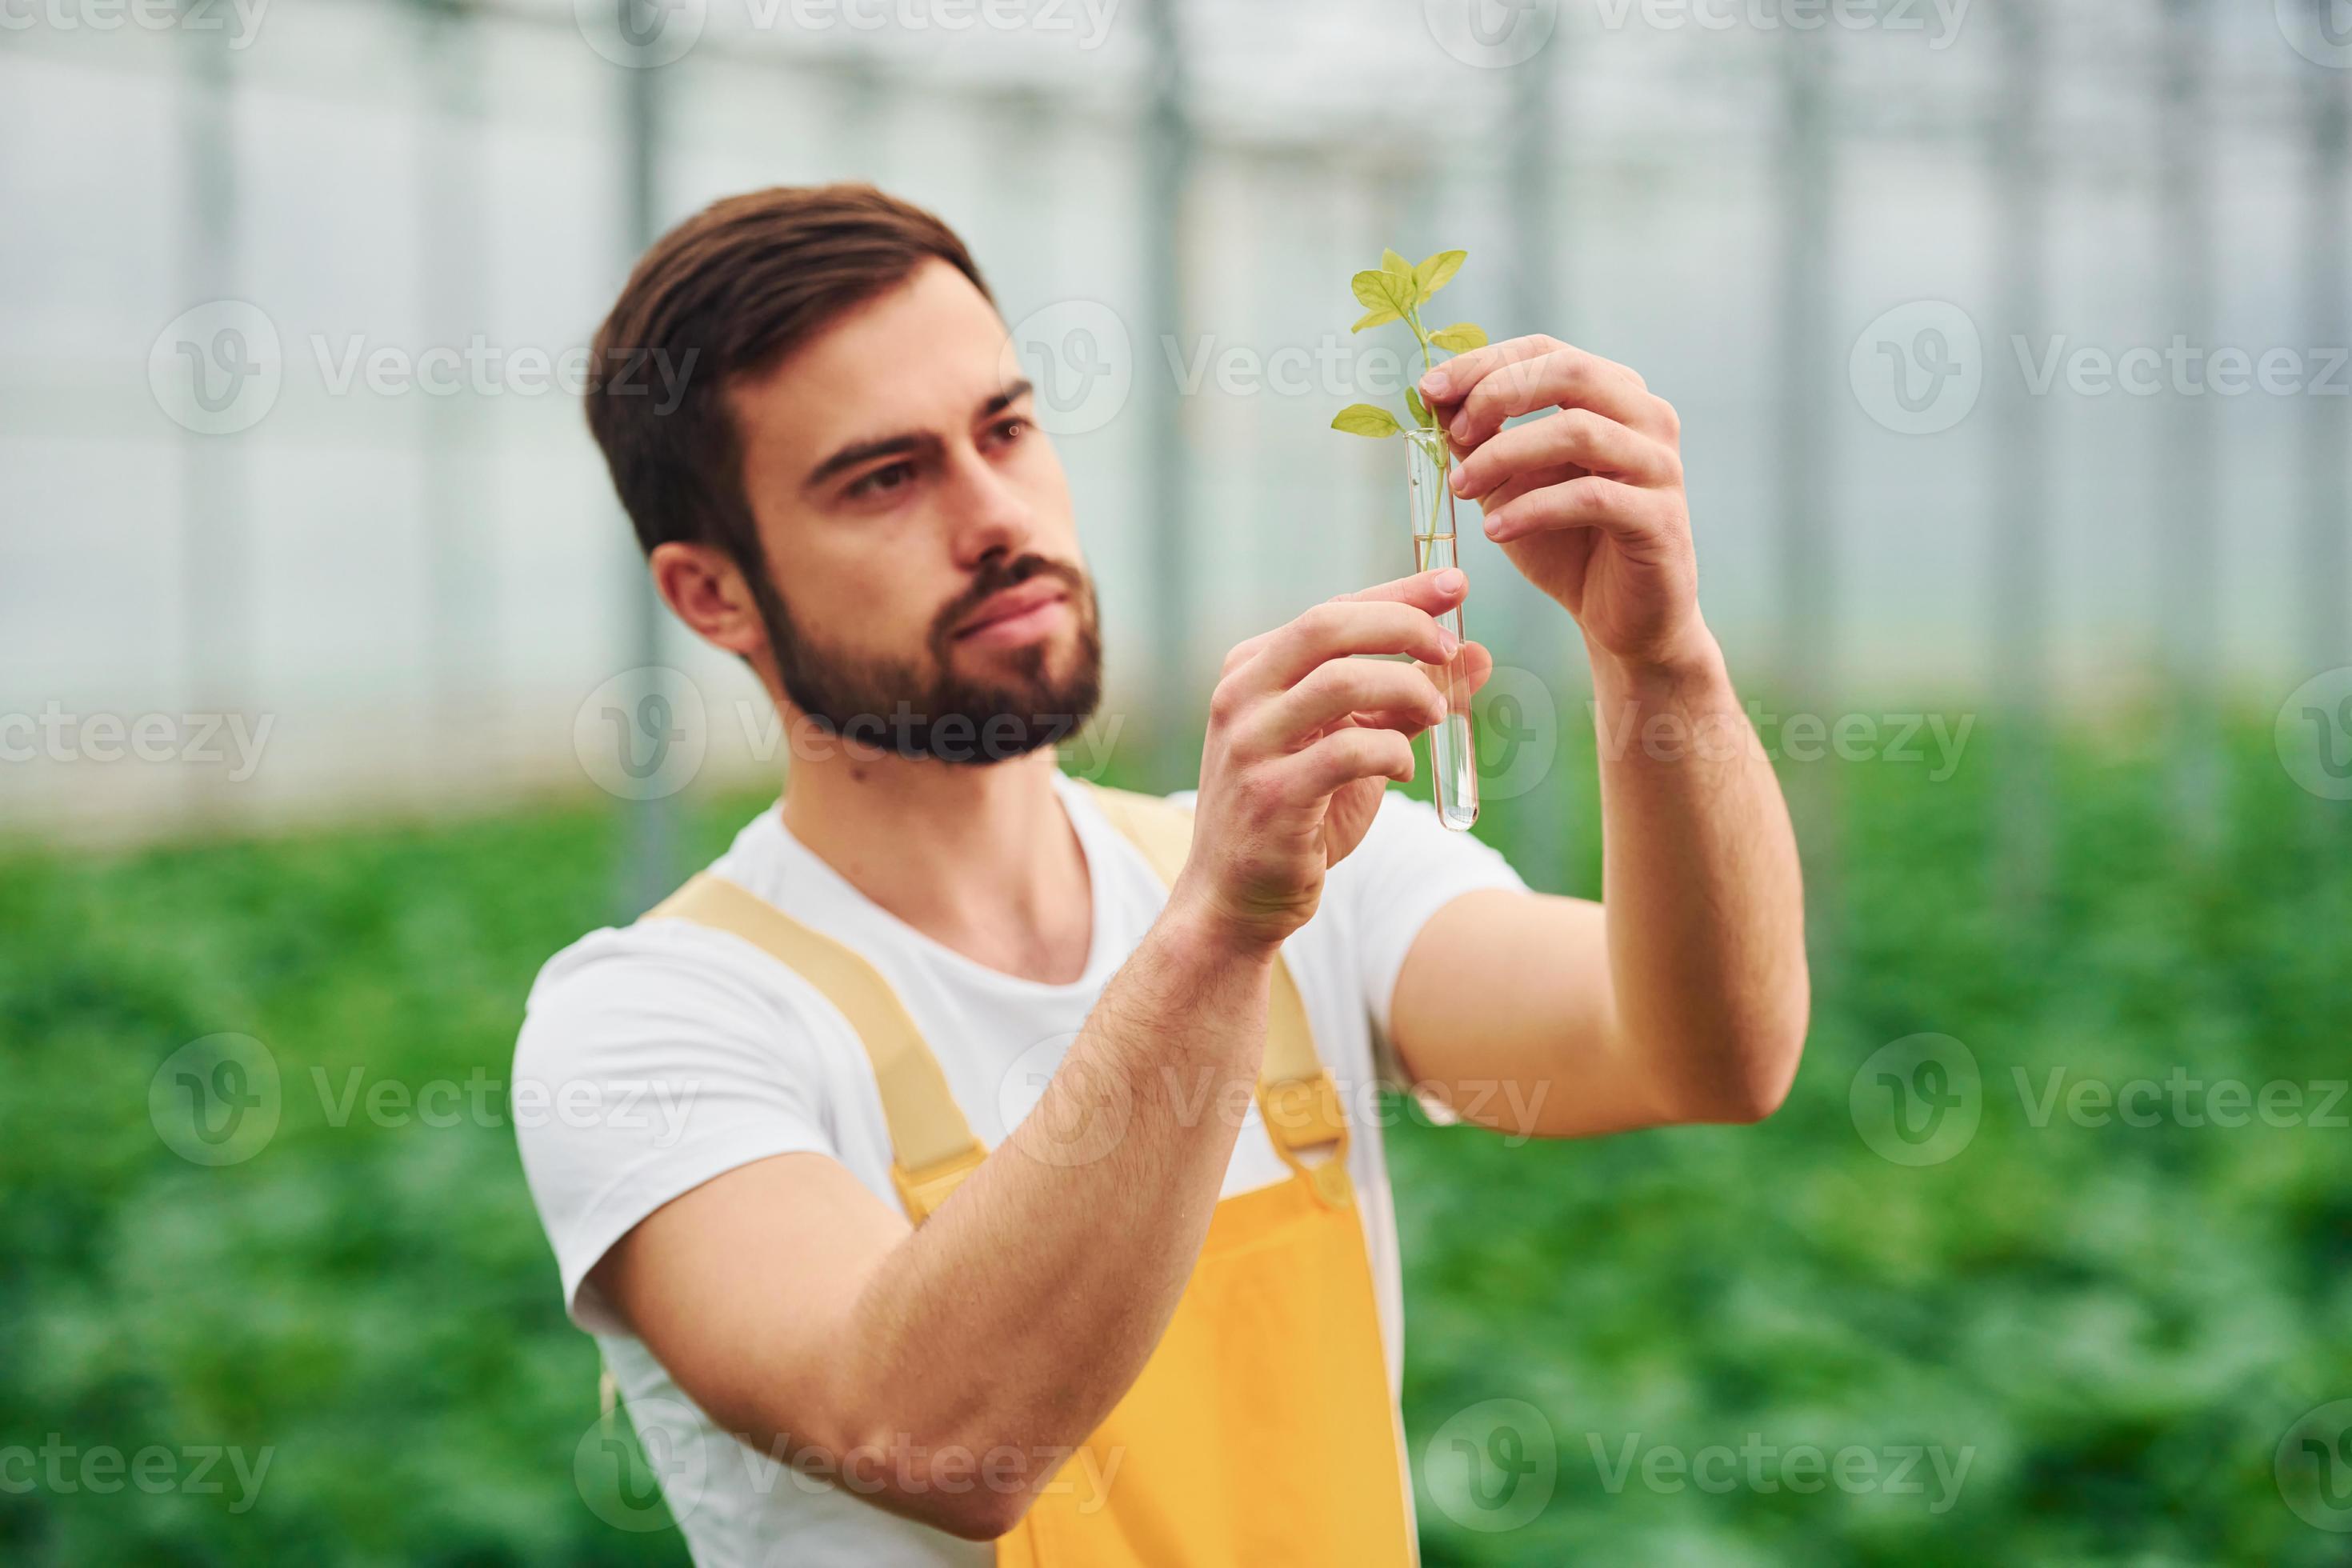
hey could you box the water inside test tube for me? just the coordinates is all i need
[1404,428,1479,831]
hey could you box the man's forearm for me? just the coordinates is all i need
[836,897,1273,1490]
[1590,627,1809,1121]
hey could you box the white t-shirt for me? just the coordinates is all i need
[513,772,1526,1567]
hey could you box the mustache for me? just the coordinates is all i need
[931,554,1090,645]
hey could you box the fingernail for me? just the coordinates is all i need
[1436,568,1465,594]
[1482,512,1506,539]
[1448,466,1469,495]
[1438,626,1459,658]
[1420,369,1449,399]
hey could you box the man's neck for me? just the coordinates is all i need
[777,720,1094,985]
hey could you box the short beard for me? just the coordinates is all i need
[763,554,1103,766]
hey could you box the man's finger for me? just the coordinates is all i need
[1278,725,1417,802]
[1255,599,1458,690]
[1484,474,1678,549]
[1329,566,1470,615]
[1263,658,1449,746]
[1451,408,1678,501]
[1442,345,1666,451]
[1415,333,1565,412]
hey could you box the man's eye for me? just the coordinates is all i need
[846,462,914,500]
[989,416,1030,446]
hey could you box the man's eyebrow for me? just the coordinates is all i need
[803,429,937,494]
[801,381,1037,494]
[982,378,1034,418]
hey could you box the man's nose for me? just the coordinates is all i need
[944,446,1037,570]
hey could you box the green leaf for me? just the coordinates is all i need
[1330,403,1403,438]
[1351,305,1402,334]
[1414,250,1467,300]
[1406,386,1432,428]
[1382,247,1414,279]
[1350,268,1415,318]
[1427,322,1489,354]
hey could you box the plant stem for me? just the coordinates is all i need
[1402,300,1447,539]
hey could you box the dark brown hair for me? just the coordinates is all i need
[585,182,993,601]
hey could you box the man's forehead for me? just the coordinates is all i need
[735,261,1010,435]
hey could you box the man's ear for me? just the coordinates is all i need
[649,541,768,660]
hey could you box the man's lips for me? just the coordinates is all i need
[951,580,1070,642]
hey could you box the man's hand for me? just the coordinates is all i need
[1418,337,1702,671]
[1384,337,1809,1138]
[1174,569,1492,954]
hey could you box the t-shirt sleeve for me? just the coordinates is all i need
[510,923,843,1334]
[1329,789,1531,1046]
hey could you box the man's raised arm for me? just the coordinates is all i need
[1386,337,1809,1140]
[591,572,1466,1541]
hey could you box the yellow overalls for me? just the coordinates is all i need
[638,782,1419,1566]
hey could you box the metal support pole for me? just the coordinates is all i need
[619,0,678,917]
[419,2,491,782]
[1776,29,1839,946]
[2302,33,2351,844]
[1991,2,2052,915]
[1502,46,1576,894]
[2303,39,2351,698]
[178,8,246,825]
[1139,0,1194,792]
[2158,0,2218,848]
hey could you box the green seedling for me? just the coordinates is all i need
[1329,247,1488,449]
[1330,248,1489,832]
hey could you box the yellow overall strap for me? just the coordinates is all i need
[642,874,988,1224]
[1086,783,1355,1209]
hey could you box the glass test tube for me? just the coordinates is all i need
[1401,426,1479,831]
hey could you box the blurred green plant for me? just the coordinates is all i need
[1330,246,1488,442]
[1,714,2346,1565]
